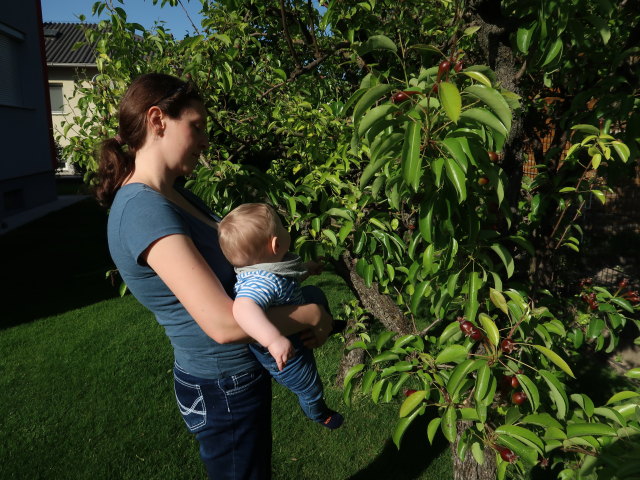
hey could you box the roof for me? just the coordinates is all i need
[43,22,97,66]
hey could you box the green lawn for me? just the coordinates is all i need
[0,198,452,479]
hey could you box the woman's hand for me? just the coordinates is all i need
[299,305,333,349]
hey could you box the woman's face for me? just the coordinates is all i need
[161,100,209,174]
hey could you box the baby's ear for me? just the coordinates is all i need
[269,236,279,255]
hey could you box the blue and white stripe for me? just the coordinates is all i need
[235,270,305,310]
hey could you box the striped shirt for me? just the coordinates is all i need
[235,270,305,311]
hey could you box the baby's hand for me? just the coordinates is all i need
[267,336,294,371]
[305,258,324,276]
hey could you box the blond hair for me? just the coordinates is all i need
[218,203,280,267]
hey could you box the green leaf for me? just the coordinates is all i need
[353,84,394,126]
[607,391,640,405]
[611,141,630,163]
[592,189,605,205]
[461,71,492,88]
[343,363,365,387]
[393,406,422,449]
[399,390,427,417]
[361,370,377,394]
[401,120,423,192]
[626,368,640,379]
[446,359,476,397]
[444,158,467,203]
[490,244,514,278]
[532,345,575,378]
[464,85,512,131]
[516,26,534,53]
[517,374,540,412]
[439,81,462,123]
[539,370,569,419]
[571,393,595,417]
[474,361,491,403]
[322,229,337,246]
[471,441,484,465]
[541,38,563,67]
[465,272,481,323]
[566,423,617,437]
[376,331,396,352]
[460,108,508,137]
[478,313,499,347]
[610,297,634,313]
[490,288,508,314]
[521,413,562,429]
[441,407,457,442]
[372,352,399,364]
[358,104,399,137]
[442,137,469,173]
[435,345,468,364]
[593,407,626,427]
[410,280,431,314]
[571,124,600,135]
[427,417,441,444]
[586,14,611,44]
[357,34,397,56]
[496,434,538,466]
[495,424,545,454]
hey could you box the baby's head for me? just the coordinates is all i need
[218,203,291,267]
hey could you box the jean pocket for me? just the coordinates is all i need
[173,375,206,432]
[218,369,265,396]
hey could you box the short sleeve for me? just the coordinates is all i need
[118,191,189,265]
[235,275,280,310]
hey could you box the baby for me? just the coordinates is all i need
[218,203,343,430]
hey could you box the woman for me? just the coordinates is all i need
[97,73,332,479]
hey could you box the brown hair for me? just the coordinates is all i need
[95,73,203,206]
[218,203,280,267]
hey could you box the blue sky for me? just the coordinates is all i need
[40,0,204,38]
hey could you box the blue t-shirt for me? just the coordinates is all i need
[107,183,260,379]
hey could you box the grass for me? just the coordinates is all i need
[0,197,452,479]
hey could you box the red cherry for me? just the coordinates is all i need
[453,61,464,72]
[488,151,499,162]
[404,389,417,397]
[459,321,475,335]
[500,338,516,354]
[469,328,483,341]
[438,60,451,77]
[510,376,520,388]
[478,176,489,186]
[500,375,514,391]
[391,90,420,104]
[618,278,629,289]
[499,447,518,463]
[512,391,527,405]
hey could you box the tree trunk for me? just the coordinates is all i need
[451,420,497,480]
[333,251,413,384]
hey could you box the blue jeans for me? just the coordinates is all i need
[173,363,272,480]
[249,285,332,423]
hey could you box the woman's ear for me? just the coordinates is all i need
[146,106,165,137]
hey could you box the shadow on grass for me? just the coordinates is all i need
[1,198,118,329]
[347,412,450,480]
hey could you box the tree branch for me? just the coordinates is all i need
[258,42,350,99]
[279,0,301,70]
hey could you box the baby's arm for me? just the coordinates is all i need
[233,297,294,371]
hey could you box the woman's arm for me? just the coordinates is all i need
[143,233,330,344]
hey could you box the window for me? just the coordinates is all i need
[0,32,22,106]
[49,84,64,113]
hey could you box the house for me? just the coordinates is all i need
[43,22,98,173]
[0,1,57,230]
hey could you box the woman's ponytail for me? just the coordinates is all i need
[95,137,135,207]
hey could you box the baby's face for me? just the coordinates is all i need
[274,216,291,261]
